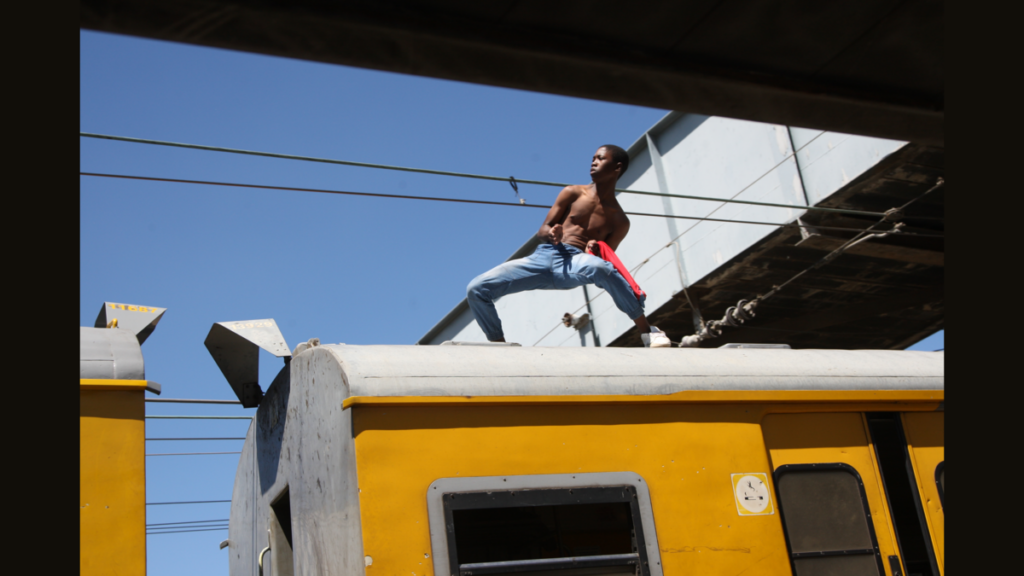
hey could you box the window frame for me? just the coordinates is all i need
[773,463,886,576]
[426,473,663,576]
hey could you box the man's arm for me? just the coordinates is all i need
[537,186,580,243]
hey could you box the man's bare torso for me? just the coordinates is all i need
[557,184,629,250]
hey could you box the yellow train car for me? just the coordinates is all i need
[224,343,943,576]
[80,303,165,576]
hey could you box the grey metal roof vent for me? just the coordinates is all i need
[204,319,291,408]
[94,302,167,344]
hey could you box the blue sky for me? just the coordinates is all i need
[80,30,943,576]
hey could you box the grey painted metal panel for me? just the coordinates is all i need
[426,306,483,345]
[788,127,826,154]
[205,319,291,407]
[94,301,166,344]
[325,345,943,398]
[229,420,258,576]
[214,319,292,357]
[79,327,145,380]
[791,130,907,206]
[427,473,663,576]
[229,345,364,576]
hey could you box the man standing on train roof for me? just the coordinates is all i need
[467,145,672,348]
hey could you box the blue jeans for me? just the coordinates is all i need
[467,243,646,341]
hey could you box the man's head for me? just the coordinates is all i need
[590,145,629,183]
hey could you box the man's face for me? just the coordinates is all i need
[590,147,620,182]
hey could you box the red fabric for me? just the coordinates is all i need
[589,241,646,302]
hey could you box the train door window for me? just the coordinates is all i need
[774,464,884,576]
[935,462,944,506]
[268,488,294,576]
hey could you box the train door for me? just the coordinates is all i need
[762,412,938,576]
[900,412,944,573]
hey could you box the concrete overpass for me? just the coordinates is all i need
[80,0,942,145]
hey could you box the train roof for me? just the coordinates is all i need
[309,345,943,399]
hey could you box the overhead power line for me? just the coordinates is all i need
[80,172,943,238]
[146,451,243,456]
[148,519,230,527]
[147,500,232,506]
[80,132,926,219]
[145,415,253,420]
[146,398,242,404]
[147,437,246,441]
[148,526,229,535]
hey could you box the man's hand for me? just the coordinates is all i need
[547,223,563,244]
[586,239,599,255]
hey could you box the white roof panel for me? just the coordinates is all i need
[319,345,943,398]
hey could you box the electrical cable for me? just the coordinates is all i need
[145,415,253,419]
[146,437,247,441]
[81,131,924,219]
[147,500,232,506]
[79,172,943,237]
[148,519,230,527]
[146,451,243,456]
[147,527,229,535]
[148,524,229,531]
[146,398,242,404]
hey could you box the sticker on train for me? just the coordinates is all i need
[732,473,774,516]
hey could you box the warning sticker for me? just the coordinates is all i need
[732,473,775,516]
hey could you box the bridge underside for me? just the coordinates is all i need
[80,0,942,145]
[612,142,944,350]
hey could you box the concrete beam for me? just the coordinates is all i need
[80,0,943,146]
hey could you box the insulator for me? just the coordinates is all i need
[722,307,742,327]
[734,300,753,321]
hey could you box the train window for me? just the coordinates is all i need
[774,464,884,576]
[441,486,649,576]
[935,462,944,506]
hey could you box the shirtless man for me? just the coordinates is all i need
[467,145,672,347]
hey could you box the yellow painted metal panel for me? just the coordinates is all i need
[902,412,944,574]
[762,412,902,576]
[342,389,944,409]
[80,378,149,391]
[353,403,794,576]
[81,389,146,576]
